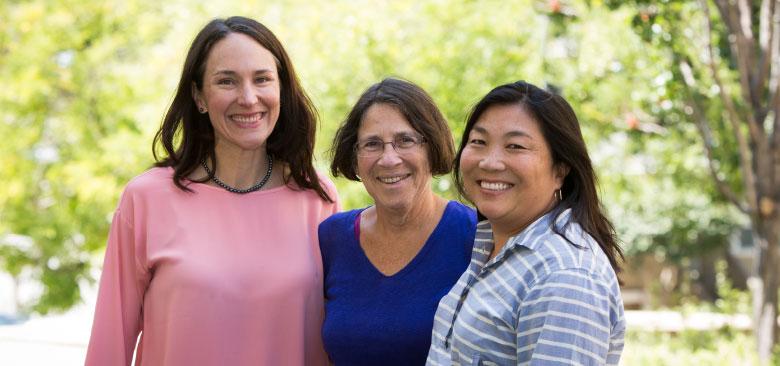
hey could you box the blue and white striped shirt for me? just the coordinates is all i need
[427,209,625,365]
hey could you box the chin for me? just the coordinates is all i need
[473,204,506,222]
[376,197,412,211]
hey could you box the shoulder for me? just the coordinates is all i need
[320,208,362,230]
[509,211,619,292]
[315,170,337,194]
[439,201,477,235]
[299,170,340,207]
[124,167,174,193]
[118,167,179,206]
[522,224,622,299]
[318,208,363,257]
[282,169,339,207]
[445,201,477,225]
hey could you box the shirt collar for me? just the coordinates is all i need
[482,208,573,257]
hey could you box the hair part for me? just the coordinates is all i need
[453,80,623,273]
[330,77,455,181]
[152,16,332,202]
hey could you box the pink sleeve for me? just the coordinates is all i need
[85,197,149,365]
[319,172,341,216]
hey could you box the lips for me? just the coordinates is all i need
[377,174,411,184]
[478,180,513,191]
[230,112,266,125]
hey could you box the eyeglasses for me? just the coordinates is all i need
[355,135,426,157]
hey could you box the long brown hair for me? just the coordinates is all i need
[152,16,332,202]
[454,81,623,272]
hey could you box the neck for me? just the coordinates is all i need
[373,191,444,232]
[211,144,269,189]
[489,201,558,259]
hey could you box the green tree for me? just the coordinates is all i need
[0,0,170,313]
[0,0,743,328]
[607,0,780,360]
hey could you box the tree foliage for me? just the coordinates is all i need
[0,0,743,318]
[605,0,780,360]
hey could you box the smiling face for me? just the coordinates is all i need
[356,103,433,211]
[460,103,567,233]
[192,32,281,153]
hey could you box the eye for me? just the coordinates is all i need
[217,78,235,86]
[395,135,418,148]
[468,138,485,146]
[359,140,383,151]
[255,76,270,84]
[507,143,526,150]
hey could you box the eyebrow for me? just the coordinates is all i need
[358,131,418,140]
[211,69,275,76]
[472,125,532,139]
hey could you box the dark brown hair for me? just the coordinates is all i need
[330,77,454,180]
[152,16,332,202]
[454,80,623,272]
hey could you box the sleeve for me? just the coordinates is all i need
[318,217,334,294]
[317,172,341,218]
[516,269,614,365]
[84,197,150,365]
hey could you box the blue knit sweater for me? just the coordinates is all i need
[319,201,476,366]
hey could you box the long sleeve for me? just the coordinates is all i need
[516,269,617,365]
[85,204,150,366]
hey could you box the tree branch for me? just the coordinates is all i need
[679,59,751,214]
[770,1,780,149]
[691,102,751,214]
[702,0,763,144]
[756,0,774,101]
[699,0,760,213]
[766,0,780,118]
[714,0,760,116]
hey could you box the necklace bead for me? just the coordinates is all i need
[201,155,273,194]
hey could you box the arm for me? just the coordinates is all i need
[516,269,616,366]
[84,206,149,366]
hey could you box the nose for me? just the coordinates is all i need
[477,149,506,171]
[237,82,258,106]
[376,143,403,167]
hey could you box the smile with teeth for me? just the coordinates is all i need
[377,174,410,184]
[230,112,265,124]
[479,180,513,191]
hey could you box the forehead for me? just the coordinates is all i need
[205,32,277,74]
[473,103,543,138]
[358,103,416,137]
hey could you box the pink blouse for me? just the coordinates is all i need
[85,167,339,365]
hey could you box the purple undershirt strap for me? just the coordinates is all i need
[354,212,361,238]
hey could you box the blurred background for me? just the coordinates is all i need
[0,0,776,364]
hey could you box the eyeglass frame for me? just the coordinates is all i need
[354,134,427,157]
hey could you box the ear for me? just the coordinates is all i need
[191,81,205,110]
[553,163,570,189]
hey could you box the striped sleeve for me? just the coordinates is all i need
[516,269,614,366]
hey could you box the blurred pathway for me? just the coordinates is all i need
[0,307,755,365]
[0,303,92,366]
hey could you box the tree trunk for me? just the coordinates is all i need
[753,215,780,362]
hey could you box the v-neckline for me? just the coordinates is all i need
[354,201,453,278]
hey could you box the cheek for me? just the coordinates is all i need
[459,152,479,178]
[267,86,281,104]
[356,157,372,177]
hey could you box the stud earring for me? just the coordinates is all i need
[198,106,207,113]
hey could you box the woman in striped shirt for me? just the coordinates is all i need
[427,81,625,365]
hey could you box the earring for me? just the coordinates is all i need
[554,189,563,201]
[198,106,207,113]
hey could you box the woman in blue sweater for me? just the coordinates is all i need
[320,78,476,365]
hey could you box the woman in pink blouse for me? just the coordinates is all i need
[85,16,339,366]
